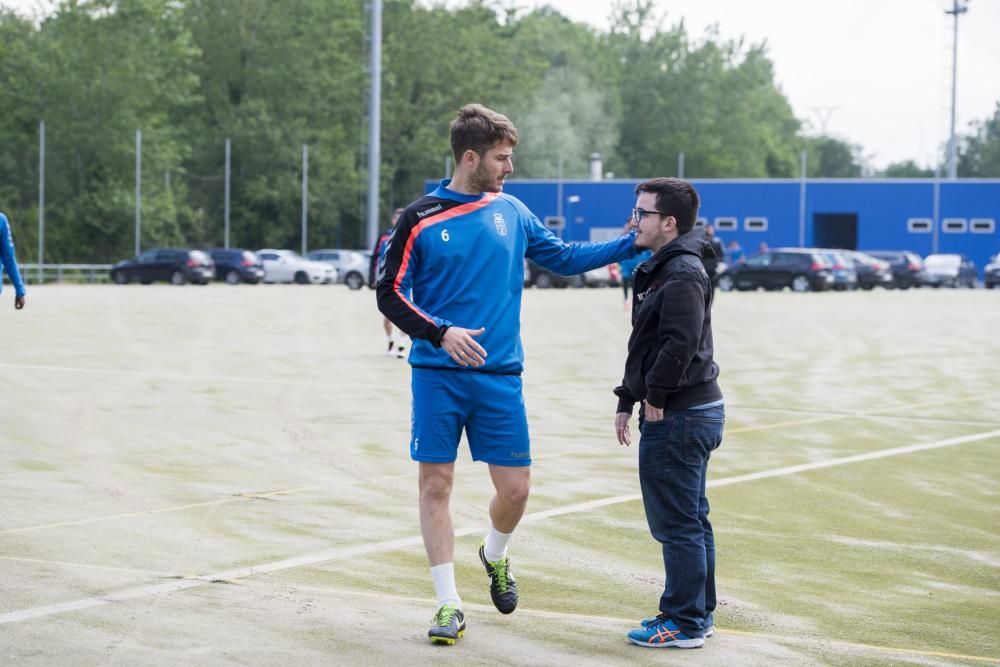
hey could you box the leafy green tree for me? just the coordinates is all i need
[958,102,1000,178]
[1,0,200,262]
[181,0,366,250]
[881,160,933,178]
[801,136,863,177]
[608,1,800,179]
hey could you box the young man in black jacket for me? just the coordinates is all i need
[613,177,724,649]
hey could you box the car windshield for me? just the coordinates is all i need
[925,255,960,269]
[190,250,210,262]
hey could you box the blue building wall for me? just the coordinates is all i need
[426,178,1000,277]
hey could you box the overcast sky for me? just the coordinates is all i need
[3,0,997,169]
[521,0,1000,170]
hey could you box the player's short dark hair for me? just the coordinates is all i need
[635,177,701,235]
[450,104,519,163]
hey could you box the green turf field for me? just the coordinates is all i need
[0,285,997,665]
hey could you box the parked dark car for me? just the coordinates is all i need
[843,250,893,290]
[867,250,926,289]
[816,250,859,290]
[111,248,214,285]
[526,260,585,289]
[208,248,265,284]
[923,254,977,288]
[717,248,833,292]
[985,254,1000,289]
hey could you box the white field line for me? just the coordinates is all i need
[0,362,331,388]
[2,428,998,626]
[277,584,1000,665]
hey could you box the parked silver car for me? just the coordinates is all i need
[923,254,977,288]
[306,248,368,290]
[257,249,336,284]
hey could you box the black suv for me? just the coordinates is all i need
[717,248,833,292]
[111,248,214,285]
[867,250,926,289]
[985,254,1000,289]
[208,248,265,284]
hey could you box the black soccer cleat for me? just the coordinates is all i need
[428,604,465,645]
[479,541,518,614]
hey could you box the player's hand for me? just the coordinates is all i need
[615,412,632,446]
[441,327,487,367]
[643,402,664,422]
[14,295,25,310]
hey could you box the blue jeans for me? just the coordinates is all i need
[638,405,724,638]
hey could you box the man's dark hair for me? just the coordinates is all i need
[450,104,519,163]
[635,177,701,235]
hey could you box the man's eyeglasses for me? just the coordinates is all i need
[631,207,663,224]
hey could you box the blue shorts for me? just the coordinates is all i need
[410,368,531,466]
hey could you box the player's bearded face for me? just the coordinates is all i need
[471,142,514,193]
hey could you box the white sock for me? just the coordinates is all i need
[430,563,461,608]
[484,527,512,563]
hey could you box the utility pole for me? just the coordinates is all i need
[946,0,969,180]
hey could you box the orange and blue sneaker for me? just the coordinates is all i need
[628,615,704,648]
[428,604,465,645]
[478,541,518,614]
[640,611,714,637]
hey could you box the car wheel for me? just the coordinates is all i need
[170,270,187,285]
[569,275,585,288]
[225,270,241,285]
[294,271,310,285]
[791,275,811,292]
[113,272,128,285]
[345,271,364,290]
[861,285,873,291]
[717,275,734,292]
[534,272,553,289]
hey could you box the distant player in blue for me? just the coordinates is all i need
[370,207,405,357]
[0,212,27,310]
[620,248,652,303]
[377,104,637,645]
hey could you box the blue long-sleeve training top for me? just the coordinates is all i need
[376,179,637,374]
[0,213,26,297]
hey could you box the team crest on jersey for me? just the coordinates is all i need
[493,213,507,236]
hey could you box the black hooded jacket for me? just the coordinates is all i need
[614,231,723,414]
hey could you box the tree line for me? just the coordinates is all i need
[0,0,997,262]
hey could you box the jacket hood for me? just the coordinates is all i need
[643,230,713,272]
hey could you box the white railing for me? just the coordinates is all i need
[17,263,114,284]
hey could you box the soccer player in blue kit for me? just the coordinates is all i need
[377,103,638,645]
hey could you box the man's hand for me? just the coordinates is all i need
[615,412,632,446]
[644,402,664,422]
[14,295,25,310]
[441,327,487,367]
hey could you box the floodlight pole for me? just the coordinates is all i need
[365,0,383,248]
[38,120,45,284]
[946,0,969,180]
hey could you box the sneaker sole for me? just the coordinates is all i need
[429,629,465,646]
[628,636,704,649]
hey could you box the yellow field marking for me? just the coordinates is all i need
[0,555,175,577]
[269,583,1000,664]
[0,487,313,535]
[3,392,995,535]
[3,428,998,631]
